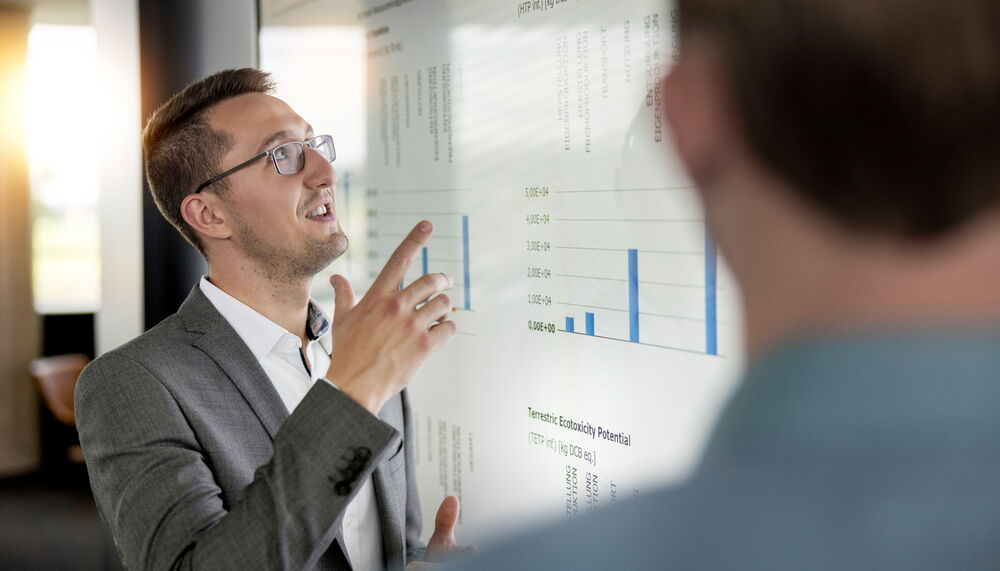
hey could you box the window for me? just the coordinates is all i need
[26,24,100,313]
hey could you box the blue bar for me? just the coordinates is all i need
[628,249,639,342]
[343,171,350,212]
[421,247,428,275]
[585,312,595,336]
[565,317,575,333]
[705,230,718,355]
[462,215,471,310]
[343,172,351,272]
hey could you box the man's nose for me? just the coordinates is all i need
[303,147,336,189]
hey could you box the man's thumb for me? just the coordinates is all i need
[429,495,460,547]
[329,274,355,323]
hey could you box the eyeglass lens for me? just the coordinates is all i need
[271,135,336,175]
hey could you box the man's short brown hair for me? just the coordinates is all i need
[142,68,275,256]
[679,0,1000,238]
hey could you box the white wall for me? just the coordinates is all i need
[91,0,258,354]
[92,0,143,355]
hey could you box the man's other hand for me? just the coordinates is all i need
[325,221,457,414]
[407,496,476,569]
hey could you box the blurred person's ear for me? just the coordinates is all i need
[662,40,738,193]
[181,192,233,243]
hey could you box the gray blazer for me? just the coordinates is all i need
[76,286,425,571]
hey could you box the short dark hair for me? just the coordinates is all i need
[141,68,275,255]
[679,0,1000,238]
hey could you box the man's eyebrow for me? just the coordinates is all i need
[254,125,315,155]
[255,130,291,155]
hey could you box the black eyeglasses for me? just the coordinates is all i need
[194,134,336,194]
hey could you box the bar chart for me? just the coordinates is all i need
[416,214,472,311]
[557,236,720,355]
[364,186,474,313]
[528,185,727,356]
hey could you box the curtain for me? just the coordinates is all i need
[0,5,40,476]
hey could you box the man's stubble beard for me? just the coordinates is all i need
[232,214,349,282]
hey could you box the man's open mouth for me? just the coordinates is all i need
[305,201,334,221]
[306,204,330,218]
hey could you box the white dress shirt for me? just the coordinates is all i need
[200,276,384,570]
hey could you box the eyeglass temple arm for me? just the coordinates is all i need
[194,151,269,194]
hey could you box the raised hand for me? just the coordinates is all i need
[325,221,457,414]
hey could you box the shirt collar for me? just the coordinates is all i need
[308,298,333,356]
[306,298,331,342]
[199,276,331,361]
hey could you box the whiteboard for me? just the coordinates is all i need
[261,0,743,543]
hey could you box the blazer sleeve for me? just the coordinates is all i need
[400,389,427,562]
[75,351,399,571]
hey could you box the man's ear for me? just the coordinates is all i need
[181,193,233,242]
[662,43,735,190]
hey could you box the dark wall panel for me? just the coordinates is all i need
[137,0,257,329]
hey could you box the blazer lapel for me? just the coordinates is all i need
[373,405,406,568]
[178,286,289,439]
[178,286,354,566]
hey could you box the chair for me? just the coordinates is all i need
[30,353,90,463]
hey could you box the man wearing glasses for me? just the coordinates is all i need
[75,68,468,570]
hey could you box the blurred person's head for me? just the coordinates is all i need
[665,0,1000,356]
[141,68,346,283]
